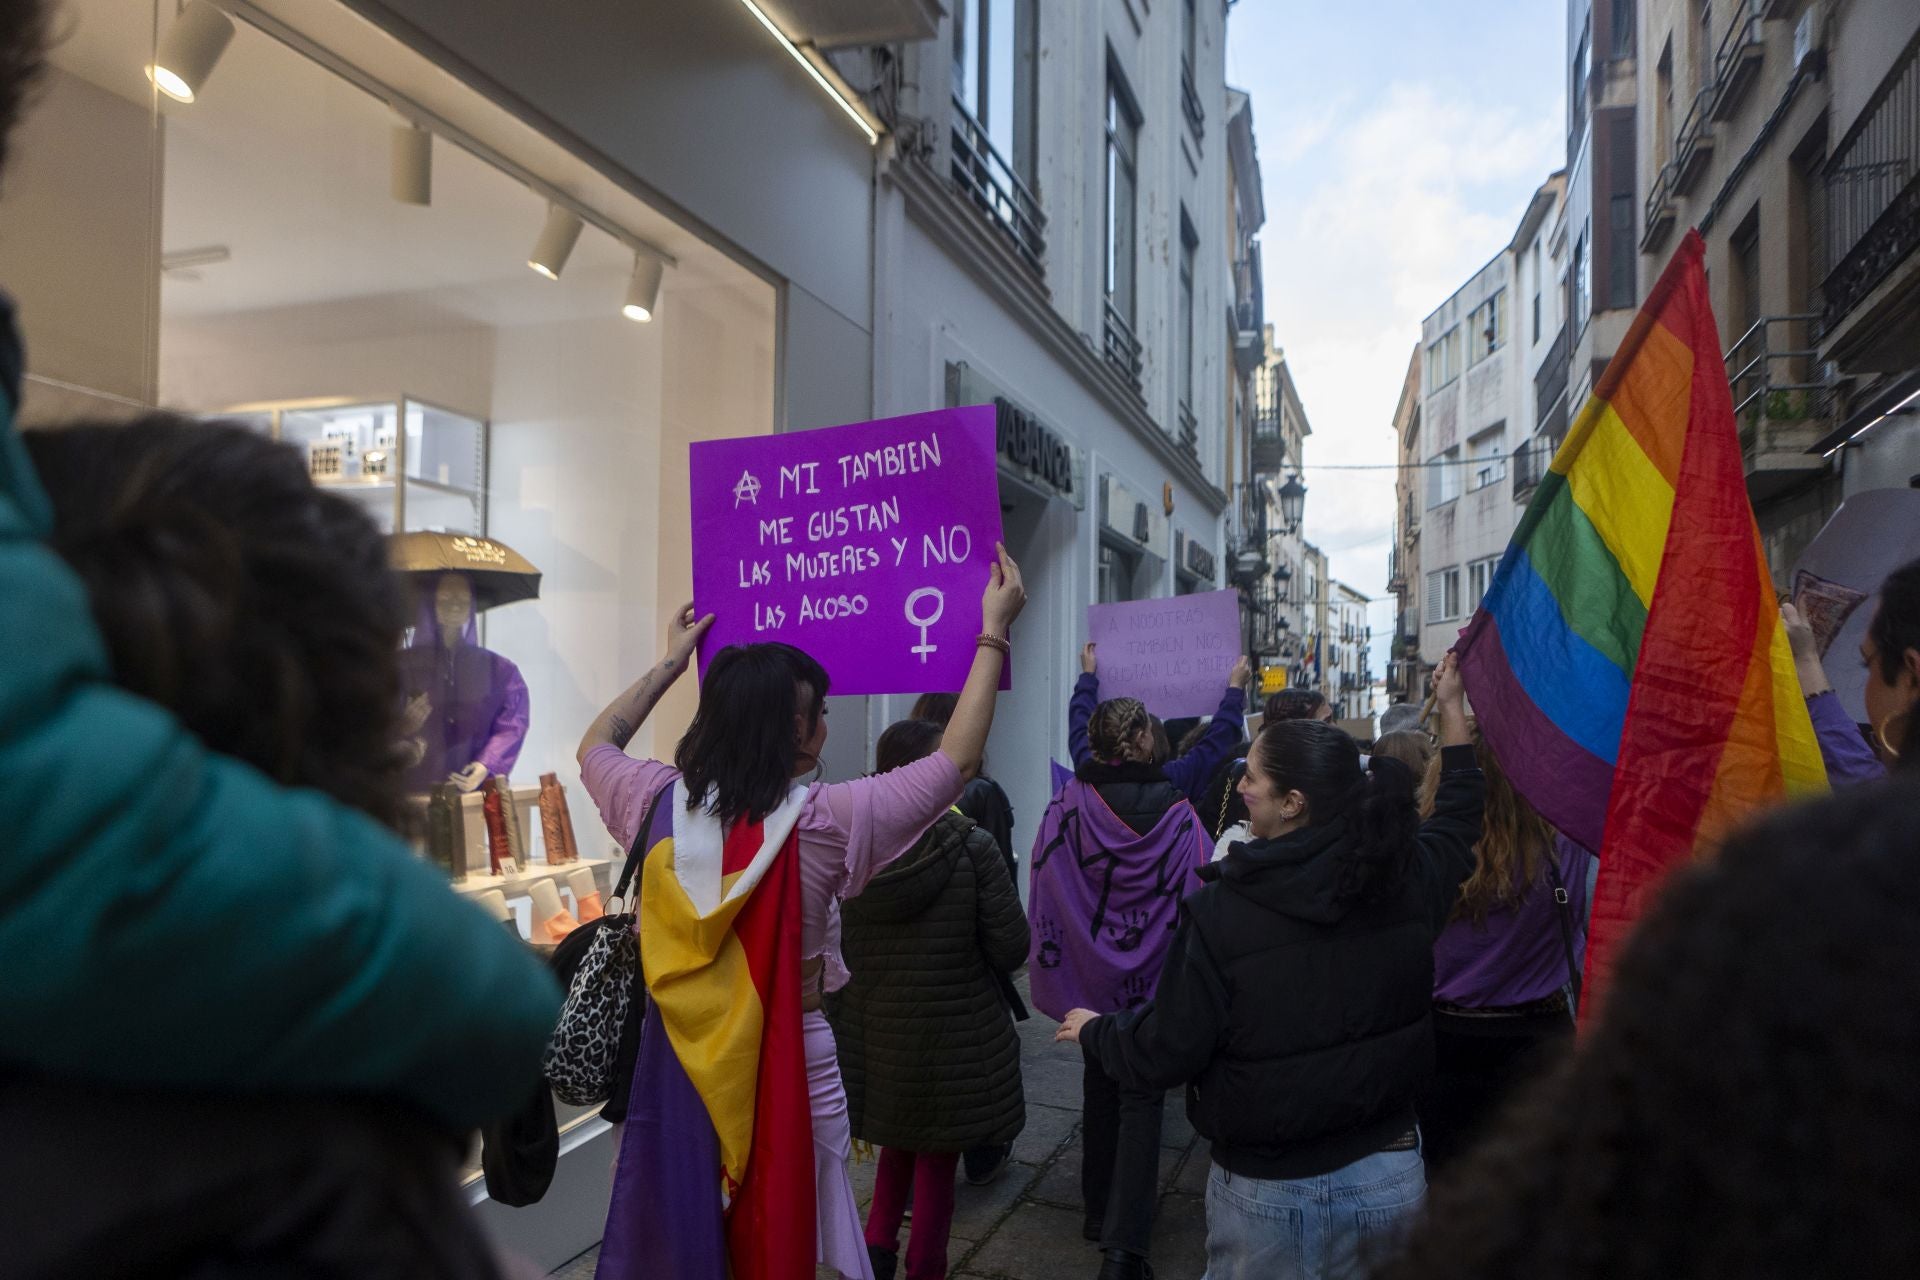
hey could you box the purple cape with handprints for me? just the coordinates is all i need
[690,406,1008,695]
[1026,777,1209,1020]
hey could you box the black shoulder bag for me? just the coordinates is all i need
[542,789,664,1107]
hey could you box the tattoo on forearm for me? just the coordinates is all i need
[608,715,636,749]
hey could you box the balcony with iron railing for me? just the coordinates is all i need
[1387,544,1407,594]
[1103,299,1144,392]
[1403,489,1420,539]
[1177,402,1199,458]
[1233,248,1265,377]
[1818,30,1920,339]
[1534,324,1570,431]
[949,95,1047,276]
[1725,313,1833,499]
[1512,434,1552,501]
[1643,161,1678,252]
[1672,83,1719,195]
[1710,0,1768,122]
[1252,403,1284,475]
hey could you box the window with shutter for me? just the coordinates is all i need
[1426,570,1447,624]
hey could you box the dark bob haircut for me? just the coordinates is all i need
[676,642,830,825]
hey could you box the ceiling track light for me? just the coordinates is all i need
[622,250,666,322]
[147,1,235,104]
[391,121,432,206]
[527,203,583,280]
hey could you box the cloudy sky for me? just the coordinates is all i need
[1226,2,1567,677]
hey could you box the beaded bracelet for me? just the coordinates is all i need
[976,633,1011,656]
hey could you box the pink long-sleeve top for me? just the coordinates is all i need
[579,744,964,992]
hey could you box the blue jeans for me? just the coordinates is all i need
[1203,1141,1426,1280]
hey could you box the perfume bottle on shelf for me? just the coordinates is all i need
[425,784,466,877]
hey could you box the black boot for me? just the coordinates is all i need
[1096,1247,1153,1280]
[867,1243,898,1280]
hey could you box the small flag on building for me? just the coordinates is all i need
[1456,229,1827,1020]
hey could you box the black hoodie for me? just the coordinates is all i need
[1080,744,1485,1179]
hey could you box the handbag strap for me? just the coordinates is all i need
[1543,849,1582,1020]
[608,787,666,910]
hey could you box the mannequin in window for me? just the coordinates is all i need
[400,572,530,794]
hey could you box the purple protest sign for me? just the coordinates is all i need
[1086,589,1243,718]
[690,406,1007,695]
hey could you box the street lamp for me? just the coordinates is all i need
[1278,473,1307,532]
[1230,548,1266,587]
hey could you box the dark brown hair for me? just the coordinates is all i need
[1264,688,1327,722]
[676,642,829,825]
[25,415,411,828]
[875,718,943,774]
[1088,697,1152,764]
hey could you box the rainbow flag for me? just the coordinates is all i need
[599,781,816,1280]
[1457,230,1826,1016]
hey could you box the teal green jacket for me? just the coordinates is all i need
[0,306,559,1131]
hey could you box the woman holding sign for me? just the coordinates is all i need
[574,546,1025,1280]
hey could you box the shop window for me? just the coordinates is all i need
[6,0,777,936]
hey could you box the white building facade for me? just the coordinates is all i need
[862,0,1245,855]
[1414,173,1567,667]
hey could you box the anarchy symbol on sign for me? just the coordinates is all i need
[905,587,944,663]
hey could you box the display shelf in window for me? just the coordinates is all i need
[225,394,487,536]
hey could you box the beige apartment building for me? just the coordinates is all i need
[1635,0,1920,577]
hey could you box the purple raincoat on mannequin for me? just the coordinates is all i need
[399,576,530,793]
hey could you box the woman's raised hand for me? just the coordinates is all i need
[1081,642,1099,674]
[666,602,716,674]
[982,543,1026,636]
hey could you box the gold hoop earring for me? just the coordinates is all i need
[1874,708,1909,761]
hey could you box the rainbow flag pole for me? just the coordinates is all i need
[1456,229,1826,1020]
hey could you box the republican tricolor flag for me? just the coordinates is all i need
[597,782,816,1280]
[1457,229,1827,1019]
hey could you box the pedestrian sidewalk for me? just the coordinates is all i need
[551,973,1210,1280]
[851,976,1209,1280]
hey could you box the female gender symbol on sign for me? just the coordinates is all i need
[905,587,944,662]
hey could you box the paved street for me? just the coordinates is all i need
[551,972,1212,1280]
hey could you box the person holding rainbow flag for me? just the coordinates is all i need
[575,545,1027,1280]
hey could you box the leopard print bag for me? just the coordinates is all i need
[542,791,660,1106]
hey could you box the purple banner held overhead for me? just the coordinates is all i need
[690,407,1008,696]
[1086,589,1243,719]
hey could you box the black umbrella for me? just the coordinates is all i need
[389,531,542,612]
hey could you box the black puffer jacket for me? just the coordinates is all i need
[831,810,1029,1151]
[1081,745,1486,1179]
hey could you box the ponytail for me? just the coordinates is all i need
[1251,720,1421,906]
[1336,755,1420,905]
